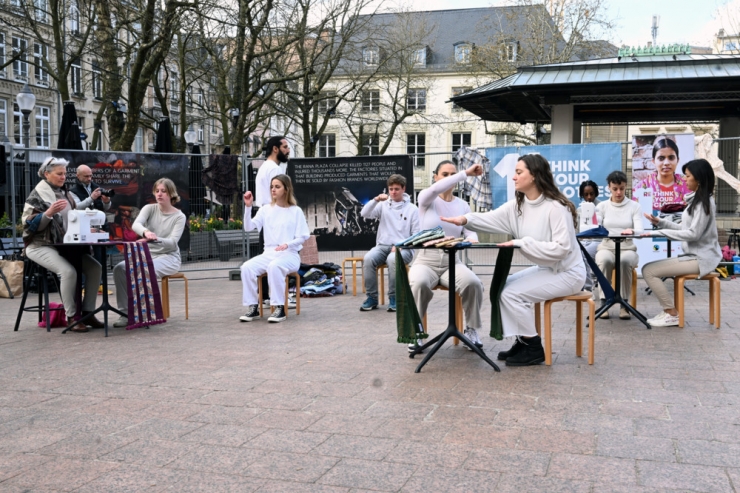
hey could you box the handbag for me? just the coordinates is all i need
[0,259,23,298]
[38,302,67,328]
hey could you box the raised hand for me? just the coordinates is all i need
[45,199,67,217]
[243,191,253,207]
[441,215,467,226]
[643,213,659,225]
[466,163,484,177]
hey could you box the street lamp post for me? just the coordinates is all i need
[1,134,17,248]
[184,125,197,151]
[16,83,36,198]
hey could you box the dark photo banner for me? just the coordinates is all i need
[288,155,413,251]
[54,151,189,243]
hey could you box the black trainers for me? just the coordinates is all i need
[239,305,259,322]
[505,336,545,366]
[268,305,287,323]
[497,338,525,361]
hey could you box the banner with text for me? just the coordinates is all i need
[487,143,623,206]
[54,150,189,243]
[288,155,413,251]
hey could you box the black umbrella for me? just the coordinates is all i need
[155,118,173,153]
[57,101,82,150]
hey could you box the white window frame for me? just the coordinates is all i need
[407,88,426,112]
[412,48,426,66]
[454,43,471,64]
[71,58,82,95]
[197,125,203,143]
[0,34,5,79]
[34,43,48,85]
[451,132,471,153]
[317,91,336,116]
[0,100,7,139]
[361,90,380,113]
[34,0,47,22]
[503,42,518,62]
[196,90,203,106]
[12,37,28,81]
[35,106,50,148]
[318,133,336,157]
[69,3,80,34]
[211,118,217,134]
[92,60,102,99]
[406,133,425,166]
[451,87,471,113]
[13,103,22,145]
[170,69,179,101]
[361,133,379,156]
[134,127,143,152]
[363,47,379,66]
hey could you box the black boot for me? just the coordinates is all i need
[497,338,525,361]
[505,336,545,366]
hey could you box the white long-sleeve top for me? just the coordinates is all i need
[243,204,309,253]
[132,204,186,258]
[595,198,644,252]
[255,159,281,207]
[361,193,420,246]
[417,170,478,241]
[464,194,582,274]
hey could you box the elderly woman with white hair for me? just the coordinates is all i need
[21,156,103,333]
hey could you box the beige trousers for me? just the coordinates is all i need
[642,257,700,310]
[408,249,483,330]
[595,249,638,302]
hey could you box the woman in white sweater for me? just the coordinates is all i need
[240,174,309,323]
[113,178,186,327]
[594,170,643,320]
[407,160,484,351]
[442,154,585,366]
[641,159,722,327]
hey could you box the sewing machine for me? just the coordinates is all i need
[64,209,110,243]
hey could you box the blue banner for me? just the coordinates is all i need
[487,143,622,206]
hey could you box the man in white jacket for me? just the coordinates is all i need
[360,174,420,312]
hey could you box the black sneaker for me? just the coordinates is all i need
[268,305,287,323]
[239,305,259,322]
[497,338,525,361]
[505,336,545,366]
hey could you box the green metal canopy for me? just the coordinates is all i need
[451,54,740,124]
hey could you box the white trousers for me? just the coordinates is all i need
[241,249,300,306]
[113,254,181,314]
[500,264,586,338]
[594,249,638,301]
[408,248,484,330]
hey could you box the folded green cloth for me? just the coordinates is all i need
[489,248,514,340]
[394,249,427,344]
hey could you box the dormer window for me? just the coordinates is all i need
[363,47,379,66]
[454,42,471,64]
[501,41,518,62]
[412,47,427,66]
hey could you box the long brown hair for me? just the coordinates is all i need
[271,174,298,206]
[516,154,577,227]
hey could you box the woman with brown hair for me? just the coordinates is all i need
[442,154,585,366]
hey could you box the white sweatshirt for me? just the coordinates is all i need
[464,194,582,274]
[361,193,420,246]
[244,204,309,253]
[255,159,281,207]
[418,170,478,241]
[133,204,186,259]
[595,198,644,252]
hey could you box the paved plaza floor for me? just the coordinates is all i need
[1,269,739,492]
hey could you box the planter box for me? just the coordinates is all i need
[186,231,216,261]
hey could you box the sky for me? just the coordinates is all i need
[382,0,740,49]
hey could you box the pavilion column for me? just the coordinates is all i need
[573,119,582,144]
[718,117,740,214]
[551,104,576,144]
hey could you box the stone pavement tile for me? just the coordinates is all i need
[313,435,397,461]
[178,423,266,447]
[495,473,593,493]
[591,484,686,493]
[247,410,322,431]
[601,376,664,390]
[596,433,676,461]
[186,404,262,425]
[307,414,386,437]
[0,376,65,393]
[676,439,740,467]
[81,398,156,416]
[136,401,212,421]
[195,390,259,407]
[471,392,537,411]
[101,438,198,467]
[246,429,331,454]
[25,394,106,413]
[464,447,550,475]
[166,444,266,475]
[35,432,138,459]
[601,400,669,420]
[632,388,702,406]
[667,404,740,425]
[400,467,500,493]
[517,428,596,454]
[72,464,184,492]
[353,384,422,403]
[301,397,374,415]
[158,471,266,492]
[727,468,740,492]
[634,418,711,440]
[407,389,480,407]
[384,442,470,469]
[494,409,565,429]
[362,401,435,420]
[396,375,465,391]
[1,457,119,491]
[0,407,30,426]
[636,460,733,492]
[0,428,68,453]
[247,393,318,411]
[113,417,206,441]
[250,380,365,399]
[0,391,58,408]
[0,453,52,482]
[443,424,521,449]
[243,451,340,482]
[696,392,740,407]
[561,413,635,435]
[662,379,727,393]
[710,423,740,443]
[317,458,416,491]
[429,405,499,425]
[255,481,350,492]
[206,377,267,393]
[547,453,637,484]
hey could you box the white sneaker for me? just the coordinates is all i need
[113,315,128,328]
[408,340,424,353]
[648,311,679,327]
[287,296,297,309]
[463,327,483,351]
[262,299,271,308]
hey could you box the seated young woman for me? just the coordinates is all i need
[641,158,722,327]
[441,154,585,366]
[239,174,309,324]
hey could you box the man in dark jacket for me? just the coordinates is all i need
[69,165,111,214]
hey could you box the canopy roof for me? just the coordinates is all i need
[450,54,740,124]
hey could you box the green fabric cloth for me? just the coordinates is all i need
[394,249,427,344]
[489,247,514,341]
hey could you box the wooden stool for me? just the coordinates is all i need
[258,272,301,318]
[161,273,189,320]
[342,257,364,296]
[610,267,638,307]
[534,291,595,365]
[674,272,720,328]
[377,263,409,306]
[422,285,464,346]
